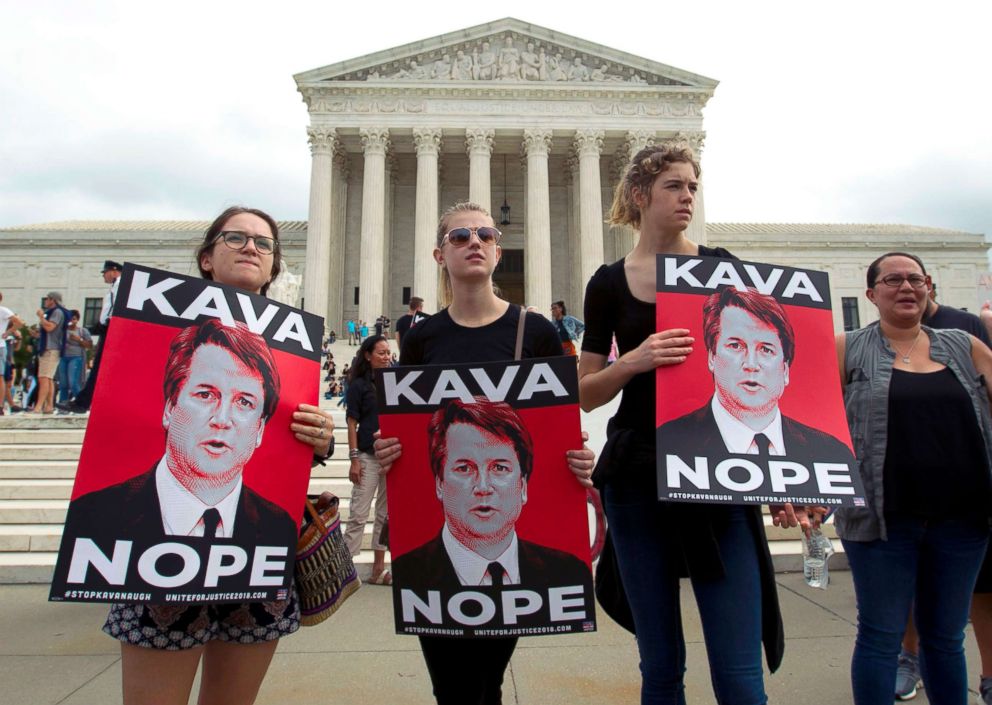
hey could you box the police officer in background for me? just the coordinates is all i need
[58,260,122,413]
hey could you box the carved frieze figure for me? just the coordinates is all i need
[567,56,590,82]
[537,47,550,81]
[431,53,452,80]
[476,41,497,80]
[451,50,474,80]
[520,42,542,81]
[548,52,569,81]
[394,59,431,80]
[497,36,520,79]
[590,64,608,81]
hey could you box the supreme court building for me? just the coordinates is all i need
[294,17,716,327]
[1,19,988,334]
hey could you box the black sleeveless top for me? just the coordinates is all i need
[883,367,992,519]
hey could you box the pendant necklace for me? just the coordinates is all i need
[890,329,923,364]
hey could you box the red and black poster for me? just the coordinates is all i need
[50,263,322,604]
[655,255,866,507]
[378,357,596,638]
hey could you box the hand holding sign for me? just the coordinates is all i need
[620,328,694,373]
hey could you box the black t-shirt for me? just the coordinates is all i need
[345,376,379,453]
[395,312,431,346]
[400,305,562,365]
[883,368,991,519]
[924,304,992,348]
[581,246,736,436]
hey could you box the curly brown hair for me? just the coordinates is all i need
[608,143,701,229]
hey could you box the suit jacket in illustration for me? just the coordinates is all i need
[392,531,592,596]
[656,400,853,466]
[64,464,296,547]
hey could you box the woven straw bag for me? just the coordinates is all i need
[296,494,361,626]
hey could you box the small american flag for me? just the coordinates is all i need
[275,588,288,600]
[853,497,866,507]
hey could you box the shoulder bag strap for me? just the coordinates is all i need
[514,305,526,361]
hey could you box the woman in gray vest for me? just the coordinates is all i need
[835,251,992,704]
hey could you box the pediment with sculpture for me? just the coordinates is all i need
[362,35,659,85]
[296,20,716,89]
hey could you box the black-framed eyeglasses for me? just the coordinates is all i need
[875,274,928,289]
[441,226,502,247]
[215,231,277,255]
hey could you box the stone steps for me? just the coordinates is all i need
[0,445,83,462]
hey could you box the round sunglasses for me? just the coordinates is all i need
[441,226,502,247]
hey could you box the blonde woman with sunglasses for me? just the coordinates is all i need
[375,202,595,705]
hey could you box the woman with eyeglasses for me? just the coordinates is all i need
[374,201,595,705]
[836,251,992,704]
[104,206,335,705]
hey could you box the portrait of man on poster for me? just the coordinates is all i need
[657,287,849,461]
[392,397,589,591]
[68,318,294,543]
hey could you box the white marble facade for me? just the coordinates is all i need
[0,19,988,334]
[1,221,987,337]
[294,18,716,328]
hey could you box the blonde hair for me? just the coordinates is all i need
[435,202,493,308]
[608,143,701,229]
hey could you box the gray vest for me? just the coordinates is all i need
[835,321,992,542]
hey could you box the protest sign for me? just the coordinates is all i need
[378,356,596,638]
[50,263,322,604]
[655,255,866,508]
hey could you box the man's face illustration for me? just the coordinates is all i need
[436,422,527,553]
[708,306,789,422]
[163,343,266,488]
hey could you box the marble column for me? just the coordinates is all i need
[522,129,552,311]
[677,130,707,246]
[414,128,442,314]
[574,130,605,307]
[565,155,582,311]
[383,154,397,316]
[465,128,494,213]
[328,144,348,332]
[303,127,336,324]
[358,127,389,325]
[615,130,656,257]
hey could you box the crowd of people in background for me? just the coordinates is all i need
[0,261,121,416]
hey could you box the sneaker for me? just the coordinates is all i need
[895,650,921,700]
[980,676,992,705]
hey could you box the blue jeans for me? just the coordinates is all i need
[57,355,84,402]
[604,487,766,705]
[843,516,990,705]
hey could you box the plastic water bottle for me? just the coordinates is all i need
[802,528,835,589]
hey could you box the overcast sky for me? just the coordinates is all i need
[1,0,989,239]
